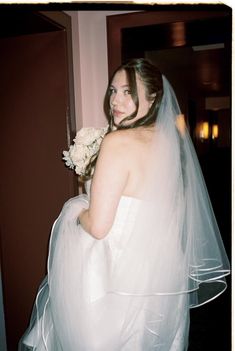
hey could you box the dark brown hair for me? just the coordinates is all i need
[104,58,163,130]
[84,58,163,180]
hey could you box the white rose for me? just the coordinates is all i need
[74,128,94,146]
[62,150,74,168]
[63,126,108,176]
[70,144,86,164]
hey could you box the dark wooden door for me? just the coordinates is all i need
[0,29,76,350]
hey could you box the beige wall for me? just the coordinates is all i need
[66,11,135,129]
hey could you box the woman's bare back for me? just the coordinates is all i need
[121,126,156,199]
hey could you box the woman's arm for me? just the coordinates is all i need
[79,131,129,240]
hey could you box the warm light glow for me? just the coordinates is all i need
[199,122,209,139]
[212,124,219,139]
[196,121,219,141]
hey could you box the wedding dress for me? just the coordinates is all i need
[19,191,189,351]
[19,76,230,350]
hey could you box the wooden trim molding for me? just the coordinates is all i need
[39,11,76,143]
[106,8,230,77]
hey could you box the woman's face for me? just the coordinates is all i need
[109,69,152,126]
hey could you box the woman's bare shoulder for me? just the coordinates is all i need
[101,127,155,154]
[101,129,131,149]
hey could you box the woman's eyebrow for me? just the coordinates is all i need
[110,84,130,88]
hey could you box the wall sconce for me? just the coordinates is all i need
[196,121,219,141]
[196,121,209,140]
[201,122,209,139]
[212,124,219,139]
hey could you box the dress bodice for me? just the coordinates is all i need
[105,196,142,263]
[108,195,141,237]
[84,180,142,243]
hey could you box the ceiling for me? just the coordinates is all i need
[0,9,63,38]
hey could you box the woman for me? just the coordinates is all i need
[19,58,230,350]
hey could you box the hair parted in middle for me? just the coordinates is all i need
[104,58,164,131]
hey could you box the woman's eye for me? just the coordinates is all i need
[124,89,131,95]
[109,88,116,95]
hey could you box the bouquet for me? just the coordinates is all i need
[63,126,108,177]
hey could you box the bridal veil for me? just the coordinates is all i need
[108,76,230,303]
[104,75,230,347]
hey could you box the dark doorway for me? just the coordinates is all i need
[0,10,77,351]
[107,6,231,351]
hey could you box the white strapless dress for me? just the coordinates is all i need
[19,195,189,351]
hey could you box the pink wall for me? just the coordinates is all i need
[66,11,135,129]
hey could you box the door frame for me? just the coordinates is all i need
[39,11,76,145]
[38,11,78,196]
[106,8,230,76]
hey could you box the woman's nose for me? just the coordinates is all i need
[110,96,116,106]
[111,92,121,106]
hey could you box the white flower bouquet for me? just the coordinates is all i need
[63,126,108,177]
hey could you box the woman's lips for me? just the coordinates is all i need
[113,110,125,118]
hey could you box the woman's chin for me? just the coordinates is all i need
[114,117,124,126]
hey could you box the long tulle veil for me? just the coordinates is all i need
[108,75,230,303]
[105,76,230,347]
